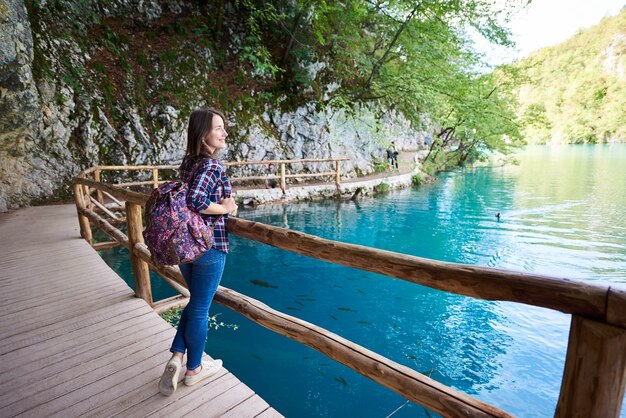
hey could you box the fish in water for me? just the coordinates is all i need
[251,279,278,289]
[419,368,438,377]
[338,307,356,312]
[335,376,348,386]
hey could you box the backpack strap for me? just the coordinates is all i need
[186,158,229,230]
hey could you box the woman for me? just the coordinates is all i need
[159,108,238,396]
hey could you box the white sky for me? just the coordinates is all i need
[480,0,625,65]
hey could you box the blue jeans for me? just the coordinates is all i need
[171,248,226,370]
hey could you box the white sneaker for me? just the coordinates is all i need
[184,359,223,386]
[158,356,182,396]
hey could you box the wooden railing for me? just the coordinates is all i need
[83,157,349,197]
[72,166,626,418]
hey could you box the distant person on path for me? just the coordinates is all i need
[265,163,278,188]
[386,142,399,171]
[158,108,238,396]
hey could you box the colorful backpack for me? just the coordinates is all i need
[143,163,221,266]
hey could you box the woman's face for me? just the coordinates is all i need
[203,114,228,153]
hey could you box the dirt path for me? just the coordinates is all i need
[355,151,415,181]
[234,152,416,190]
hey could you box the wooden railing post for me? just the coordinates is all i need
[73,183,93,244]
[555,315,626,417]
[83,185,93,210]
[335,160,341,191]
[93,169,104,204]
[280,163,286,192]
[152,168,159,190]
[125,202,153,304]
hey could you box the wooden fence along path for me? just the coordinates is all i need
[0,205,282,418]
[70,162,626,418]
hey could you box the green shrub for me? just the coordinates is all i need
[92,60,107,74]
[136,53,149,67]
[160,307,239,331]
[411,174,424,186]
[371,157,387,173]
[374,182,390,193]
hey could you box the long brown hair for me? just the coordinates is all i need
[183,108,226,162]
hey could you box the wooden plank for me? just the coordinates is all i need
[0,252,101,280]
[0,307,151,365]
[48,357,183,418]
[1,265,128,297]
[0,263,116,290]
[0,279,118,308]
[0,292,136,340]
[0,306,155,385]
[0,285,131,325]
[0,250,104,275]
[0,325,173,408]
[186,382,255,418]
[111,368,232,418]
[0,296,143,354]
[0,325,162,401]
[0,275,122,314]
[255,407,284,418]
[0,241,88,264]
[85,364,189,418]
[0,296,145,353]
[1,331,173,417]
[146,372,241,418]
[218,394,271,418]
[0,261,119,289]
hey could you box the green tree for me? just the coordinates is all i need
[514,9,626,143]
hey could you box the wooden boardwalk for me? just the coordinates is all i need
[0,204,282,418]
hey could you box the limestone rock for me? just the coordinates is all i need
[0,0,435,212]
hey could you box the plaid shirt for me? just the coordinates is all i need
[180,158,232,253]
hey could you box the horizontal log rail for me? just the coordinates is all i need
[227,218,626,328]
[71,167,626,417]
[214,286,512,418]
[79,157,349,197]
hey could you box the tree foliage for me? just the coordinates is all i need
[513,9,626,144]
[228,0,527,169]
[27,0,529,170]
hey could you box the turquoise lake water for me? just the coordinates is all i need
[99,144,626,417]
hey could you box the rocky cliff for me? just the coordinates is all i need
[0,0,433,212]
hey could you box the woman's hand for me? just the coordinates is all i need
[220,197,238,216]
[200,197,238,216]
